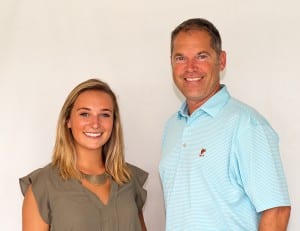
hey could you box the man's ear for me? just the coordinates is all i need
[219,51,226,71]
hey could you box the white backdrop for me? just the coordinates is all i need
[1,0,299,230]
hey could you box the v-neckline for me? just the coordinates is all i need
[80,179,117,207]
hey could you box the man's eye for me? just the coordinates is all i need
[196,54,208,60]
[174,56,185,62]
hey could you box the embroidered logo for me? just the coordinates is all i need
[199,148,206,157]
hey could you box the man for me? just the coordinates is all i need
[159,18,291,231]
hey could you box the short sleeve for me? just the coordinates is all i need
[236,123,290,212]
[19,165,51,224]
[127,164,148,212]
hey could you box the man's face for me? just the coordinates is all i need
[171,30,226,114]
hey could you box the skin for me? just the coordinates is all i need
[67,90,114,206]
[171,29,291,230]
[22,186,48,231]
[67,90,114,157]
[259,206,291,231]
[22,90,147,231]
[171,30,226,115]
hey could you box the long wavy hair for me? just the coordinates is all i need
[52,78,131,184]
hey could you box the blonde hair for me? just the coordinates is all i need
[52,79,131,184]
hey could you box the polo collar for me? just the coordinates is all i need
[177,85,230,119]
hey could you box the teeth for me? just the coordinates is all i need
[185,77,203,81]
[84,132,102,137]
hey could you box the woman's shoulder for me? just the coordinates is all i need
[19,163,58,196]
[125,163,148,211]
[126,163,148,185]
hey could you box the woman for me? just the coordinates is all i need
[20,79,148,231]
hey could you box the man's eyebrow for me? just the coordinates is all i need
[172,51,211,57]
[172,52,184,57]
[196,51,210,55]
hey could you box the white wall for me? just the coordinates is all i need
[1,0,299,230]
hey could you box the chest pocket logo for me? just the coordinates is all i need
[199,148,206,157]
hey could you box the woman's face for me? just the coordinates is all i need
[67,90,114,154]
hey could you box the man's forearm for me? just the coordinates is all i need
[259,206,291,231]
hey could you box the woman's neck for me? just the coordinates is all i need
[76,149,105,174]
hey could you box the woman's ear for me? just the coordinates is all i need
[67,120,71,128]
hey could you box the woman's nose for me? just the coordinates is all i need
[90,116,100,129]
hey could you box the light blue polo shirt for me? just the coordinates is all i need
[159,85,290,231]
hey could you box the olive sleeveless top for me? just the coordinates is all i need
[19,163,148,231]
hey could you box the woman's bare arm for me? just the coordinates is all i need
[139,212,147,231]
[22,185,49,231]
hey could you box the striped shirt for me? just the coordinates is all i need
[159,85,290,231]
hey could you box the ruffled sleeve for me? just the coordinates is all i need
[19,164,51,224]
[127,163,148,212]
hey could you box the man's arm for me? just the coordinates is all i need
[259,206,291,231]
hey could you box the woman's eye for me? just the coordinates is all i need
[79,112,89,117]
[100,113,111,118]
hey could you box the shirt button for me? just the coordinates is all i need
[183,143,187,147]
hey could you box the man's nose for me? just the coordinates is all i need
[186,59,197,71]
